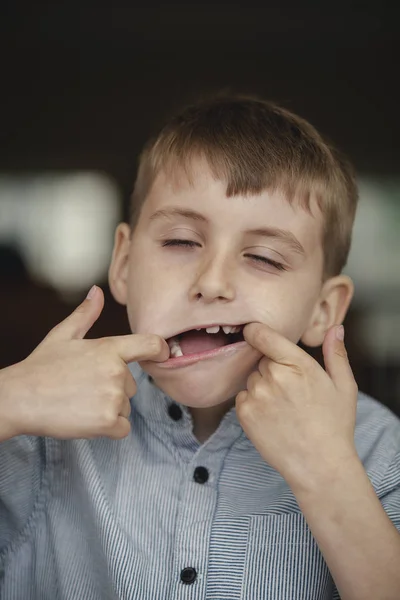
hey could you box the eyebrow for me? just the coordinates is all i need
[149,207,305,255]
[149,207,209,224]
[244,227,305,255]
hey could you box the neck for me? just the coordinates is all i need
[189,398,234,443]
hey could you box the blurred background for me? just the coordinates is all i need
[0,1,399,415]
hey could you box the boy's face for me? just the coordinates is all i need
[110,161,349,408]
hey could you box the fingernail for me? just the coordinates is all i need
[86,285,97,300]
[336,325,344,341]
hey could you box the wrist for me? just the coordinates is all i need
[286,443,361,498]
[0,362,25,441]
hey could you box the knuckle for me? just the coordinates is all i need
[266,364,289,388]
[93,337,112,358]
[107,360,125,380]
[236,397,251,420]
[100,391,123,423]
[98,336,113,352]
[235,390,246,405]
[252,379,265,398]
[128,379,137,396]
[288,361,306,377]
[122,423,131,437]
[101,409,118,429]
[111,388,125,405]
[146,335,164,356]
[110,365,125,380]
[47,322,63,338]
[246,372,258,388]
[111,423,131,440]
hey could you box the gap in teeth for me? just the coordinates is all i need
[205,325,241,334]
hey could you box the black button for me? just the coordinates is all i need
[168,403,183,421]
[180,567,197,584]
[193,466,209,484]
[147,375,153,383]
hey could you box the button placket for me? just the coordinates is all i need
[170,420,243,597]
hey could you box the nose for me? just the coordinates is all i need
[188,252,236,304]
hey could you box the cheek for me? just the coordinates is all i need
[126,281,163,333]
[247,283,318,343]
[125,254,183,334]
[124,253,153,331]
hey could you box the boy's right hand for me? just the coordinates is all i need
[0,286,169,442]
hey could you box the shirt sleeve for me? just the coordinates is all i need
[378,448,400,533]
[0,435,44,554]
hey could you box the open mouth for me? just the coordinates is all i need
[166,324,246,359]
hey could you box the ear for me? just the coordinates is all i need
[301,275,354,347]
[108,222,132,306]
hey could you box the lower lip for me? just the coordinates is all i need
[157,340,248,369]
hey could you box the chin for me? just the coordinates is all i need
[142,361,252,408]
[154,379,239,408]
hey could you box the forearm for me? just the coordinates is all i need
[291,453,400,600]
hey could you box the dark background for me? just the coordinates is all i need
[1,1,399,413]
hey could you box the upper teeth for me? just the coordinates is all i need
[205,325,240,334]
[223,325,241,334]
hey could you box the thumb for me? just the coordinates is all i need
[48,285,105,341]
[322,325,356,393]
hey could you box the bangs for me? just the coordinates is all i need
[141,130,334,215]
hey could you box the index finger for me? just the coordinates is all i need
[243,322,308,366]
[107,334,170,364]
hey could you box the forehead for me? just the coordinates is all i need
[140,163,324,250]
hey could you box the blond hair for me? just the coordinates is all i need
[130,94,358,277]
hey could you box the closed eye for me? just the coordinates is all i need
[162,239,200,248]
[245,254,286,271]
[162,242,286,271]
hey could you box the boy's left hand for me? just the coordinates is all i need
[236,323,359,492]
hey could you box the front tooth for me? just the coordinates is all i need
[222,326,232,334]
[206,326,220,334]
[230,326,240,333]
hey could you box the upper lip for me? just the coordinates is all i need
[166,323,246,340]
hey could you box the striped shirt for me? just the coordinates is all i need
[0,362,399,600]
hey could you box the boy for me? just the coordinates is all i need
[0,95,399,600]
